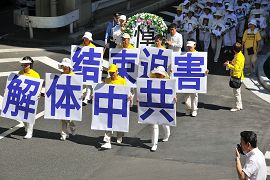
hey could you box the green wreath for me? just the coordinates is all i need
[124,13,168,37]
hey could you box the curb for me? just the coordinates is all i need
[257,53,270,91]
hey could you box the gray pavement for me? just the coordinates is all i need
[1,1,270,179]
[0,49,270,179]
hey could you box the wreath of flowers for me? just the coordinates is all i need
[124,13,168,36]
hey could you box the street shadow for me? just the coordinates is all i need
[0,127,9,134]
[130,105,138,113]
[114,137,151,150]
[198,102,231,111]
[176,111,185,117]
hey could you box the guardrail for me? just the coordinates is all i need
[14,8,79,39]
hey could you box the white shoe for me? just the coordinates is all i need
[230,108,241,112]
[162,137,169,142]
[151,144,157,152]
[17,121,25,128]
[191,111,197,117]
[60,134,69,141]
[24,132,32,139]
[101,142,112,149]
[214,59,218,63]
[116,137,122,144]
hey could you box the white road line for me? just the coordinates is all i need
[0,46,68,53]
[0,71,18,77]
[159,11,176,17]
[0,111,45,140]
[243,77,270,104]
[37,56,61,70]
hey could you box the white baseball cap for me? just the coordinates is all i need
[248,19,257,26]
[82,32,93,41]
[122,33,130,39]
[20,59,32,64]
[58,58,73,69]
[151,66,169,77]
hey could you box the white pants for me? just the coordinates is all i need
[24,122,34,135]
[152,124,170,145]
[103,131,124,143]
[199,30,211,52]
[244,49,257,73]
[185,93,198,112]
[61,120,75,137]
[211,36,223,62]
[224,28,236,47]
[233,87,242,109]
[236,19,245,38]
[83,85,92,103]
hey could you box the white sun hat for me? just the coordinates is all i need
[58,58,73,69]
[186,40,196,47]
[82,31,93,41]
[119,15,126,21]
[151,66,169,77]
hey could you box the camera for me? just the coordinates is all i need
[237,144,244,155]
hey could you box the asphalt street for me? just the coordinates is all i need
[0,2,270,179]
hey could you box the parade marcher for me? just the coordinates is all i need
[166,23,183,53]
[173,5,183,26]
[184,40,208,117]
[242,19,261,75]
[81,31,96,47]
[101,64,130,149]
[199,6,213,52]
[215,0,225,11]
[182,8,198,47]
[194,3,204,19]
[18,56,40,139]
[81,32,96,106]
[153,34,165,49]
[242,0,252,16]
[250,1,267,19]
[104,12,121,48]
[235,0,247,39]
[224,42,245,112]
[223,6,238,54]
[149,66,177,152]
[176,9,188,33]
[112,15,127,48]
[206,0,217,14]
[210,11,226,62]
[251,10,267,52]
[235,131,267,180]
[121,33,134,49]
[58,58,76,140]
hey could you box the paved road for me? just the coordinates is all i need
[0,45,270,180]
[1,2,270,179]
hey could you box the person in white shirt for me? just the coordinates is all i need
[206,0,216,14]
[223,7,238,54]
[235,131,267,180]
[235,0,247,39]
[210,11,226,62]
[173,6,183,27]
[182,8,198,47]
[166,23,183,53]
[199,6,213,52]
[112,15,127,47]
[194,3,204,19]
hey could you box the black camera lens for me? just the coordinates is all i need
[237,144,244,155]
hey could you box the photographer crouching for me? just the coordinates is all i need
[235,131,267,180]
